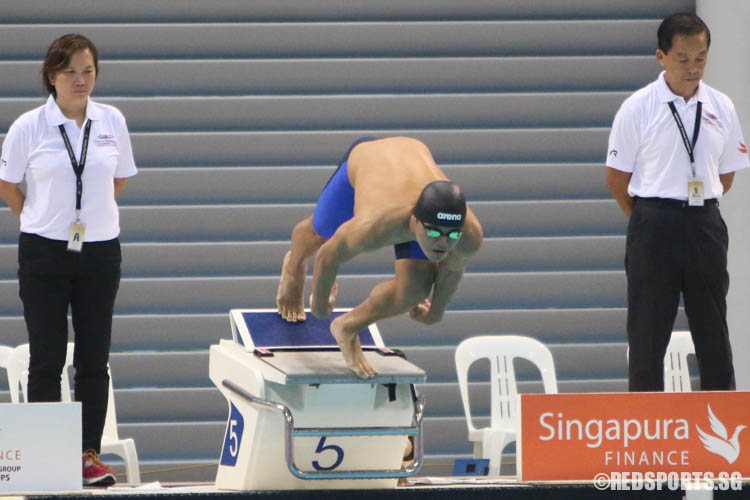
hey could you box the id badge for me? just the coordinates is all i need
[688,178,704,207]
[67,222,85,252]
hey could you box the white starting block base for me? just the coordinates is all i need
[209,309,426,491]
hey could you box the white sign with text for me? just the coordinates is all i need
[0,402,81,493]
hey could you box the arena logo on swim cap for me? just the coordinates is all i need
[437,212,462,222]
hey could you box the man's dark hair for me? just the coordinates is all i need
[657,13,711,54]
[42,34,99,97]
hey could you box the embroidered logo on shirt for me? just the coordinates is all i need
[701,111,723,129]
[95,133,116,146]
[740,142,748,155]
[609,149,618,157]
[0,158,7,168]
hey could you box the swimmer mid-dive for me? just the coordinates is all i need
[276,136,483,378]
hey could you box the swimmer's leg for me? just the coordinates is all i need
[331,259,435,378]
[277,216,327,322]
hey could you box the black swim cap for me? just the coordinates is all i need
[413,181,466,228]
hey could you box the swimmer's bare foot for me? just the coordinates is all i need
[276,251,307,322]
[331,314,377,379]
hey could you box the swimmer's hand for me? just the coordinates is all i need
[310,282,338,318]
[409,299,442,325]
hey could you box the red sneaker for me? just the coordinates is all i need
[82,449,116,486]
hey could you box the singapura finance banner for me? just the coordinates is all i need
[518,391,750,481]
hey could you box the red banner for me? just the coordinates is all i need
[518,392,750,481]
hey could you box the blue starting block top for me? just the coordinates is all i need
[226,309,425,384]
[229,309,383,351]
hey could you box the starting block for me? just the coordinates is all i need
[209,308,427,490]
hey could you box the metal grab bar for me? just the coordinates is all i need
[222,379,425,480]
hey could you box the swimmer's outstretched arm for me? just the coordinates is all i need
[310,218,386,318]
[310,242,342,318]
[410,258,464,325]
[412,218,483,324]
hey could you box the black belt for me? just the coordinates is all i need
[633,196,719,208]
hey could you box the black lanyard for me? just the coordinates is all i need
[667,100,701,178]
[58,119,92,220]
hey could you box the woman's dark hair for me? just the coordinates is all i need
[42,34,99,96]
[657,13,711,54]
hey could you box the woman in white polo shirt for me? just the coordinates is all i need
[0,34,136,486]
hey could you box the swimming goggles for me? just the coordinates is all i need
[422,223,462,240]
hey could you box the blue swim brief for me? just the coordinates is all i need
[312,137,427,261]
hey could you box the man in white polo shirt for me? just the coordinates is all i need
[605,13,749,391]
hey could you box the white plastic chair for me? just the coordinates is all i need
[0,345,13,369]
[100,367,141,485]
[5,345,25,403]
[625,331,696,392]
[663,331,695,392]
[7,343,73,403]
[7,343,140,484]
[0,345,14,400]
[455,335,558,476]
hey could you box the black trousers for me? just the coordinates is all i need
[625,198,735,391]
[18,232,121,453]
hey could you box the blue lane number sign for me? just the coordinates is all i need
[220,403,245,466]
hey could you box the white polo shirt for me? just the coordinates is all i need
[606,71,749,200]
[0,96,137,241]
